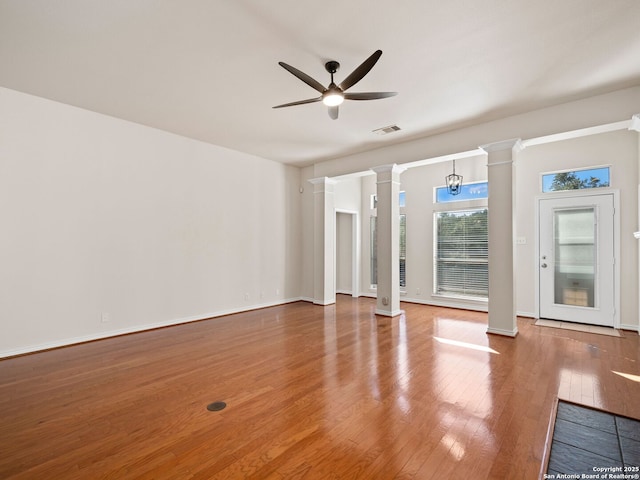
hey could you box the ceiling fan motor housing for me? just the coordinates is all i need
[325,61,340,74]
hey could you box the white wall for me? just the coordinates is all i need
[0,87,302,357]
[334,176,362,212]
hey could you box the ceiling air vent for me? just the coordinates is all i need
[373,124,401,135]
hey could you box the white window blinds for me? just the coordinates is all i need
[435,208,488,298]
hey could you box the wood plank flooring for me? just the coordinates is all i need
[1,296,639,479]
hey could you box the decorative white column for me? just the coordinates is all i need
[371,164,406,317]
[309,177,336,306]
[481,139,520,337]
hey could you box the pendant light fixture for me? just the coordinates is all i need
[446,160,463,195]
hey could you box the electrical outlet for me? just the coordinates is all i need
[244,293,250,301]
[416,288,421,295]
[101,312,110,323]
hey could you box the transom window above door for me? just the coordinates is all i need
[541,166,610,193]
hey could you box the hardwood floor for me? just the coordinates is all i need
[1,296,639,479]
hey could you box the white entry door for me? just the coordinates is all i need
[538,193,615,326]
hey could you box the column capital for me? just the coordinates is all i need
[479,138,522,153]
[308,176,337,186]
[308,176,337,193]
[371,164,406,184]
[629,113,640,132]
[370,164,407,175]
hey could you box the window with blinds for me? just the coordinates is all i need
[370,214,406,288]
[435,208,488,298]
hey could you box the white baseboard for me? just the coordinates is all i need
[400,296,489,312]
[620,323,640,333]
[358,292,377,299]
[0,297,303,358]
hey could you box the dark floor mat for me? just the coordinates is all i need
[546,401,640,477]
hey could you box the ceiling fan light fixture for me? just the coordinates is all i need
[322,90,344,107]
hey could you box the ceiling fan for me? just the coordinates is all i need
[273,49,397,120]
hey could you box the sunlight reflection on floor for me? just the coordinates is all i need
[434,337,500,354]
[612,370,640,382]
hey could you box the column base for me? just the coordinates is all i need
[375,309,404,317]
[486,326,518,337]
[313,299,336,306]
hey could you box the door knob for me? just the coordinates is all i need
[541,263,548,268]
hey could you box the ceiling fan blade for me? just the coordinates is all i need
[344,92,398,101]
[328,106,339,120]
[278,62,326,94]
[273,97,322,109]
[338,50,383,91]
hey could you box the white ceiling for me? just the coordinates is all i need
[1,0,639,167]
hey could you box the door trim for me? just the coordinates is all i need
[534,189,620,328]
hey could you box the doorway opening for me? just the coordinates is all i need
[335,210,360,297]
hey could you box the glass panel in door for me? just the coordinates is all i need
[554,208,595,308]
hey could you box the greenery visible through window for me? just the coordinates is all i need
[435,209,488,298]
[542,167,610,193]
[370,215,406,288]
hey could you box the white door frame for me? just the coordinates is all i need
[335,209,360,298]
[535,189,620,328]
